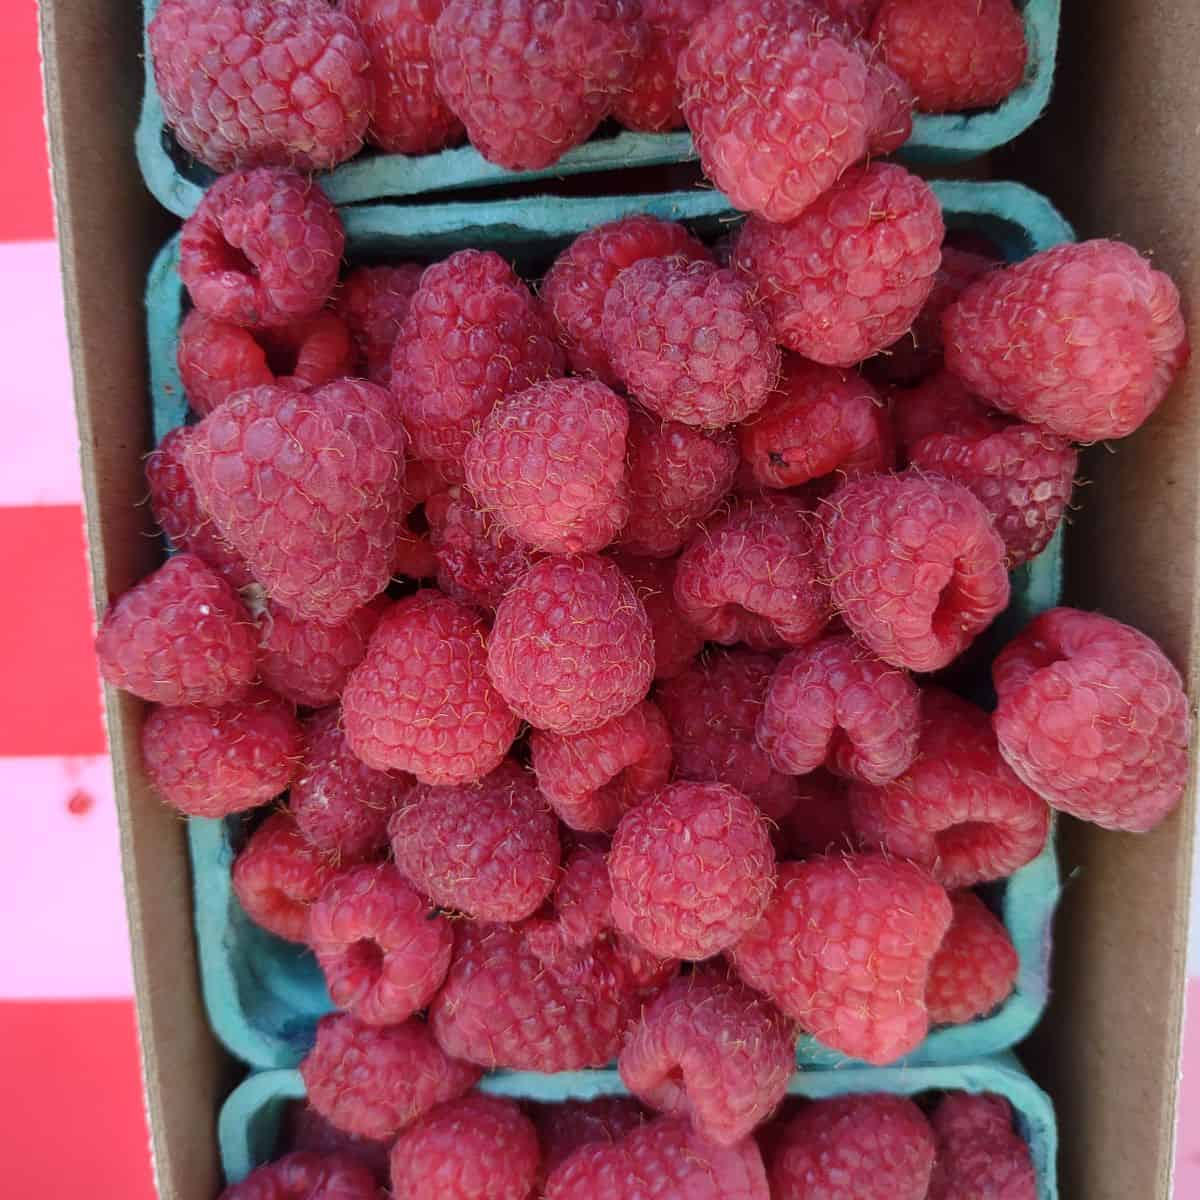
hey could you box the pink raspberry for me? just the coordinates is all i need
[849,687,1050,887]
[184,380,406,624]
[992,607,1191,832]
[142,688,302,817]
[619,967,794,1146]
[392,522,438,581]
[532,1098,647,1179]
[777,769,856,858]
[216,1151,380,1200]
[733,163,942,366]
[767,1094,935,1200]
[392,250,564,472]
[231,812,337,943]
[928,1093,1037,1200]
[523,845,617,968]
[341,592,519,785]
[487,555,654,735]
[757,634,921,785]
[891,370,1006,457]
[610,781,775,960]
[176,310,273,417]
[95,553,256,707]
[309,863,453,1025]
[431,0,645,169]
[609,554,704,680]
[926,890,1019,1026]
[301,1013,481,1141]
[334,264,425,385]
[282,1105,391,1183]
[149,0,372,173]
[944,239,1190,442]
[821,472,1010,672]
[730,853,951,1064]
[541,214,712,385]
[389,759,561,921]
[463,378,631,554]
[179,169,345,329]
[603,257,780,428]
[530,700,672,833]
[674,495,830,651]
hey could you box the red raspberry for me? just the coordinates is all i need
[926,890,1018,1026]
[343,0,465,155]
[185,380,406,624]
[992,607,1190,832]
[532,1098,647,1179]
[815,0,883,32]
[674,495,830,651]
[603,257,780,428]
[392,523,438,580]
[733,163,942,366]
[488,555,654,735]
[849,687,1050,887]
[179,169,345,329]
[463,378,631,554]
[301,1013,481,1140]
[260,313,357,392]
[945,240,1190,442]
[928,1093,1037,1200]
[610,781,775,960]
[891,370,1005,457]
[431,0,645,170]
[730,853,951,1064]
[541,215,712,385]
[177,310,273,417]
[738,358,892,490]
[149,0,373,173]
[430,921,642,1071]
[776,768,856,858]
[389,1094,540,1200]
[334,264,425,385]
[231,812,337,943]
[609,554,704,680]
[392,250,564,472]
[766,1094,935,1200]
[822,472,1010,672]
[523,845,616,967]
[282,1105,391,1183]
[309,863,452,1025]
[95,553,256,706]
[619,967,794,1146]
[216,1151,380,1200]
[142,688,302,817]
[342,592,518,784]
[757,634,921,785]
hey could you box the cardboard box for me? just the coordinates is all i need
[40,1,1199,1197]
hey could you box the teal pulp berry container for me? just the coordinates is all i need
[136,0,1060,218]
[146,180,1072,1072]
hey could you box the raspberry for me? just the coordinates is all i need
[992,607,1191,832]
[523,845,616,967]
[261,313,357,393]
[777,769,856,858]
[618,967,794,1146]
[816,0,883,32]
[142,688,302,817]
[149,0,372,173]
[822,472,1010,672]
[176,310,273,417]
[891,370,1005,457]
[541,215,712,385]
[392,522,438,580]
[431,0,645,170]
[757,634,921,785]
[179,169,345,329]
[944,240,1190,442]
[343,0,465,155]
[392,250,564,472]
[334,264,425,385]
[766,1094,935,1200]
[730,853,951,1063]
[926,890,1018,1026]
[674,495,830,651]
[603,257,780,428]
[619,409,739,558]
[849,687,1050,886]
[928,1093,1037,1200]
[282,1105,391,1183]
[389,1094,540,1200]
[185,380,406,624]
[610,781,775,960]
[216,1151,380,1200]
[309,863,453,1025]
[488,555,654,734]
[301,1013,481,1141]
[231,812,337,943]
[389,759,561,921]
[463,378,631,554]
[95,553,256,706]
[909,423,1078,566]
[342,592,518,784]
[738,358,892,491]
[532,1098,647,1178]
[429,920,642,1071]
[733,163,942,366]
[290,708,412,864]
[609,554,704,679]
[873,0,1027,114]
[544,1115,770,1200]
